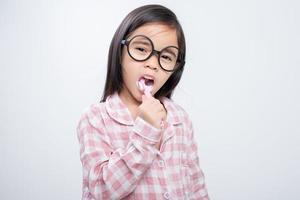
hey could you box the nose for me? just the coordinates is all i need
[144,53,159,71]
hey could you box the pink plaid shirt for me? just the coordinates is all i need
[77,92,209,200]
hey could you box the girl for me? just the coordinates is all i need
[77,4,209,200]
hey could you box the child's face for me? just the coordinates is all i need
[121,22,178,103]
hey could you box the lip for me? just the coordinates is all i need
[138,74,156,85]
[138,74,155,81]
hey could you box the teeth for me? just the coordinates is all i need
[143,75,153,80]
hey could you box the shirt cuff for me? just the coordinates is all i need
[132,117,162,144]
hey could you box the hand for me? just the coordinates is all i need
[137,95,167,130]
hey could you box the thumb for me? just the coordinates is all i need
[142,93,153,101]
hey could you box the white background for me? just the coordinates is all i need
[1,0,299,199]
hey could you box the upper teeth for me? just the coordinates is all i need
[143,75,153,80]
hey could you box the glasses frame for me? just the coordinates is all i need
[121,35,184,72]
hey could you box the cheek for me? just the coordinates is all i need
[121,52,141,87]
[121,49,139,72]
[121,48,129,68]
[157,73,172,88]
[121,50,132,76]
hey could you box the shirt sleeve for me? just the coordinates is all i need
[186,118,210,200]
[77,112,161,200]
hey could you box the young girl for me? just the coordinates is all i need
[77,4,209,200]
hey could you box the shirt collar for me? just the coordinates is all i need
[105,92,183,126]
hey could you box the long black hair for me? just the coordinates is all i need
[101,4,186,102]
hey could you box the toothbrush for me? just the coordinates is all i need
[137,78,152,97]
[137,79,165,129]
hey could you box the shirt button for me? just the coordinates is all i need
[163,192,170,199]
[158,160,165,168]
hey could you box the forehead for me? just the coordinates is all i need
[128,22,178,49]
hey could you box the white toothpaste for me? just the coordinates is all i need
[137,78,153,97]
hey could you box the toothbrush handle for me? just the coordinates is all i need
[144,88,152,98]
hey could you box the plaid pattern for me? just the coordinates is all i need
[77,92,209,200]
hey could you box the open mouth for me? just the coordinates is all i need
[144,78,154,86]
[138,76,154,86]
[137,75,155,95]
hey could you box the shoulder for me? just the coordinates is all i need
[167,99,195,140]
[79,102,106,118]
[77,102,107,131]
[167,99,188,116]
[162,97,193,127]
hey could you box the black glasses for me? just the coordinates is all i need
[121,35,184,72]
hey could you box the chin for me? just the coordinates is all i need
[131,90,143,103]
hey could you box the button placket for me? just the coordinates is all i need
[155,157,172,199]
[184,190,190,200]
[181,150,191,197]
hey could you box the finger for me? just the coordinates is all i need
[151,99,162,107]
[142,95,147,102]
[160,120,165,129]
[157,110,167,119]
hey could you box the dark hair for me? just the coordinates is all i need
[100,4,186,102]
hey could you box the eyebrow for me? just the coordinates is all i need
[131,41,151,46]
[162,48,178,58]
[128,36,179,57]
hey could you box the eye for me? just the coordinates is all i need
[161,55,173,62]
[136,47,146,52]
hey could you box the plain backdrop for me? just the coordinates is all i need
[1,0,299,199]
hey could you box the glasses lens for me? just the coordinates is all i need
[159,46,179,71]
[128,36,152,61]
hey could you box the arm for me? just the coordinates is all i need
[186,119,210,200]
[77,113,161,199]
